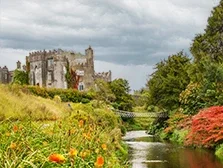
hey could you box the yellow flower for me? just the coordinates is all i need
[83,132,91,140]
[5,132,11,137]
[69,148,78,157]
[70,128,76,134]
[49,153,66,163]
[94,156,104,168]
[80,150,90,159]
[80,151,87,159]
[10,142,17,149]
[101,144,107,150]
[95,148,100,154]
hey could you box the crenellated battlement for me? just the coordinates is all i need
[94,70,112,82]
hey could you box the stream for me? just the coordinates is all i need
[123,131,223,168]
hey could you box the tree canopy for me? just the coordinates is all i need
[146,51,191,111]
[190,1,223,63]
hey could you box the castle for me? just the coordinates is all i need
[0,46,112,91]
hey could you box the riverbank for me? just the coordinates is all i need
[0,84,129,167]
[153,107,223,161]
[124,130,223,168]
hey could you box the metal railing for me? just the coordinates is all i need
[112,109,168,118]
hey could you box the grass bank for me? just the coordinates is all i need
[0,84,128,167]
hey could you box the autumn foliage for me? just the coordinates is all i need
[185,106,223,148]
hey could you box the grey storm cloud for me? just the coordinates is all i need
[0,0,220,65]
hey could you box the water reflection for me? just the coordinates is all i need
[123,131,223,168]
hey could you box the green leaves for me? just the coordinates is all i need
[12,70,29,85]
[110,79,133,111]
[190,1,223,63]
[146,52,191,111]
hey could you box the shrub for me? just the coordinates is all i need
[215,144,223,160]
[185,106,223,148]
[11,85,94,103]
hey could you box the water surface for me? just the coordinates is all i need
[123,131,223,168]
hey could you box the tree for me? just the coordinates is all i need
[95,79,116,103]
[12,69,29,85]
[190,1,223,63]
[109,78,133,111]
[147,51,191,111]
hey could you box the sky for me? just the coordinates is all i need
[0,0,220,90]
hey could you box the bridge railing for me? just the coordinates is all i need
[111,109,168,118]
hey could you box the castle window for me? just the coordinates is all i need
[78,83,84,91]
[5,74,7,80]
[48,59,53,68]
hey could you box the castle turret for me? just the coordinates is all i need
[85,46,94,72]
[17,61,21,69]
[85,45,94,58]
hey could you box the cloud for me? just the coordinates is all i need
[0,0,220,89]
[0,0,219,65]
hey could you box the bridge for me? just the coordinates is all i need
[112,109,168,118]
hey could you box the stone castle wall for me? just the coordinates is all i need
[0,66,13,84]
[27,46,111,90]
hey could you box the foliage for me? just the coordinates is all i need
[185,106,223,148]
[180,60,223,114]
[9,85,94,104]
[0,84,129,167]
[110,78,133,111]
[146,51,191,111]
[215,144,223,160]
[12,70,29,85]
[132,88,149,107]
[95,79,116,103]
[65,60,79,89]
[169,129,189,145]
[190,1,223,63]
[147,112,169,135]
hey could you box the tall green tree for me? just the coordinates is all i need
[110,78,133,111]
[190,1,223,63]
[95,79,116,103]
[147,52,191,111]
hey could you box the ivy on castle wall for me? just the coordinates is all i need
[65,60,78,89]
[65,60,72,89]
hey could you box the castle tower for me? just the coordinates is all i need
[85,45,94,72]
[16,61,21,69]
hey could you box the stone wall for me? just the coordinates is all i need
[27,46,111,91]
[0,66,12,84]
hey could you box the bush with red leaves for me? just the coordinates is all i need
[185,106,223,148]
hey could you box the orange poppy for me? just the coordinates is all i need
[79,120,84,127]
[95,156,104,167]
[49,153,66,163]
[10,142,16,149]
[13,125,19,132]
